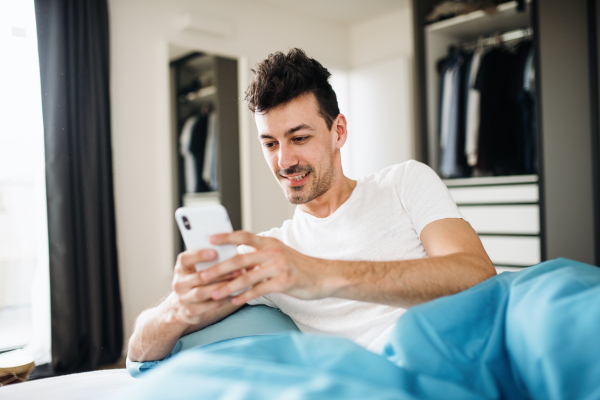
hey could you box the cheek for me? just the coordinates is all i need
[264,151,279,171]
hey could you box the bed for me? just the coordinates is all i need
[2,258,599,400]
[0,368,135,399]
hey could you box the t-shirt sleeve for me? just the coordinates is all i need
[396,161,465,238]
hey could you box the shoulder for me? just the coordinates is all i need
[365,160,436,186]
[368,161,448,207]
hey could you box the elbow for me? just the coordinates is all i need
[126,335,143,362]
[127,334,159,363]
[462,252,496,286]
[126,316,155,362]
[477,255,497,281]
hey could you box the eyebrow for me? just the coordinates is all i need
[259,123,314,140]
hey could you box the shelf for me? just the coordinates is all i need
[184,191,219,197]
[185,55,214,71]
[180,85,217,103]
[183,192,220,207]
[426,1,531,40]
[443,174,538,187]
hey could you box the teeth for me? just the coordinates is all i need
[291,174,306,181]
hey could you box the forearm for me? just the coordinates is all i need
[127,292,190,362]
[321,252,496,308]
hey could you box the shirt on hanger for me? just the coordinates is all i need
[180,116,199,193]
[202,111,218,191]
[465,47,487,167]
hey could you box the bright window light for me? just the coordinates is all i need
[0,0,49,360]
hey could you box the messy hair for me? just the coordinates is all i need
[244,48,340,130]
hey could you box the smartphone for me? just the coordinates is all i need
[175,205,238,272]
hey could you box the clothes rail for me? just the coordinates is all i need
[462,28,533,51]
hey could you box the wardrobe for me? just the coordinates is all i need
[170,53,242,252]
[412,0,597,268]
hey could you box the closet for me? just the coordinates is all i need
[424,2,538,269]
[170,53,242,252]
[413,0,597,268]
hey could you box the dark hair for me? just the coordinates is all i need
[244,48,340,130]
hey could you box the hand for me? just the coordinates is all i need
[200,231,329,305]
[169,249,241,325]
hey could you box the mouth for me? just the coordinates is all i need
[282,171,310,187]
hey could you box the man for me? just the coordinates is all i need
[127,48,495,362]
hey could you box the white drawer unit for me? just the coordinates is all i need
[480,236,541,266]
[458,205,540,234]
[495,266,524,274]
[444,175,541,267]
[449,184,539,204]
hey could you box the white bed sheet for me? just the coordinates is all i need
[0,368,135,399]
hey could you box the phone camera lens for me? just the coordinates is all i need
[182,216,191,230]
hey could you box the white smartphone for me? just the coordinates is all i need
[175,205,238,272]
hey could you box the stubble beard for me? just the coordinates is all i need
[279,158,335,205]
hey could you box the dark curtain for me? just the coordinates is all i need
[34,0,123,373]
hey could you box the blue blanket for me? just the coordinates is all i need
[120,259,600,399]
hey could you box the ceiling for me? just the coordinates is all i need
[257,0,410,26]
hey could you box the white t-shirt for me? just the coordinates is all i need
[244,161,464,353]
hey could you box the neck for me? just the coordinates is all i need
[298,173,357,218]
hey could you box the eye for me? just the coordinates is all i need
[293,136,309,144]
[263,141,277,149]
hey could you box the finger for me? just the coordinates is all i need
[175,270,213,294]
[179,268,241,289]
[177,299,225,324]
[174,267,242,295]
[175,249,217,274]
[200,251,270,282]
[178,281,226,304]
[210,231,265,248]
[211,265,278,300]
[173,272,203,294]
[230,278,283,305]
[220,270,243,281]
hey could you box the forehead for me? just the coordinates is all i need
[255,93,324,137]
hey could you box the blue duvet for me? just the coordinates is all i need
[120,258,600,399]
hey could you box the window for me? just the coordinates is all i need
[0,0,49,359]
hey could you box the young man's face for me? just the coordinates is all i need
[255,93,338,204]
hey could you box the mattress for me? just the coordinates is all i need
[0,368,135,400]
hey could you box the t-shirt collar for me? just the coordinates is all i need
[293,178,363,222]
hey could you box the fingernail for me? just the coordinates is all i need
[201,271,209,280]
[231,297,241,305]
[212,289,220,299]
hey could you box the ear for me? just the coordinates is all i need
[332,114,348,149]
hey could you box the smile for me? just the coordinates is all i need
[283,171,310,187]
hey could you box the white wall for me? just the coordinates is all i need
[108,0,350,344]
[348,57,413,178]
[343,6,415,179]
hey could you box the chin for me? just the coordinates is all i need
[288,197,307,205]
[284,189,309,205]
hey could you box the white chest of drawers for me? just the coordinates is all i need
[444,175,541,271]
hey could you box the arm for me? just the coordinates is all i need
[202,219,495,308]
[317,218,496,307]
[127,249,242,362]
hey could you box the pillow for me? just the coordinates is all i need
[126,305,300,377]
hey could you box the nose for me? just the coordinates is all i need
[278,143,298,170]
